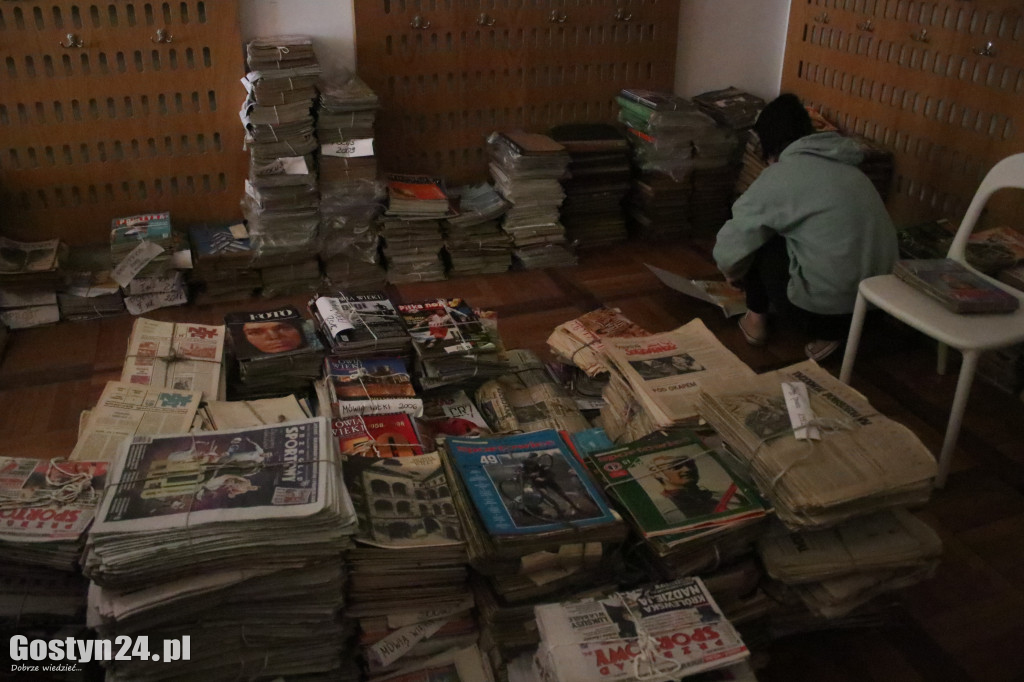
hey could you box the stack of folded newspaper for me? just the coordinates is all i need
[120,317,226,402]
[109,212,179,282]
[487,131,576,269]
[188,223,261,304]
[698,360,938,529]
[534,576,750,682]
[83,418,359,681]
[317,71,379,186]
[259,257,323,297]
[547,307,651,377]
[380,217,447,284]
[757,509,943,619]
[444,183,513,276]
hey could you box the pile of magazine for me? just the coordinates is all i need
[322,356,423,419]
[224,305,326,399]
[187,223,260,303]
[698,360,938,529]
[83,418,359,681]
[0,236,65,329]
[892,258,1020,314]
[533,576,750,681]
[380,216,448,284]
[109,212,178,281]
[310,291,412,357]
[444,183,513,276]
[487,131,577,269]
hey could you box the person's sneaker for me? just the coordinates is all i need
[805,339,841,362]
[738,312,767,346]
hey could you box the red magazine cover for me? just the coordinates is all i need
[332,412,425,458]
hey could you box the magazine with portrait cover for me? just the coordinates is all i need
[224,305,312,361]
[445,429,616,536]
[91,417,339,534]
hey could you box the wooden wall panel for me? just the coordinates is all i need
[355,0,679,185]
[0,1,247,246]
[782,0,1024,228]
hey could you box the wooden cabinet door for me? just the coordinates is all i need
[355,0,680,185]
[0,1,247,245]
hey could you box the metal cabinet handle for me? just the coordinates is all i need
[613,8,632,21]
[814,12,829,24]
[857,20,874,32]
[152,28,173,44]
[477,13,496,27]
[910,29,930,42]
[973,41,996,57]
[410,15,431,29]
[549,10,567,23]
[59,33,84,48]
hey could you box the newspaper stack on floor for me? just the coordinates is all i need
[0,457,108,569]
[224,305,326,399]
[198,393,310,431]
[698,360,937,529]
[599,319,756,442]
[187,223,260,304]
[310,291,412,358]
[0,237,66,329]
[757,509,942,619]
[1,561,91,644]
[474,349,591,435]
[417,389,492,444]
[84,418,358,681]
[487,131,576,269]
[56,244,125,322]
[534,576,749,681]
[109,212,178,281]
[547,307,651,377]
[444,183,513,275]
[380,216,447,284]
[121,317,226,402]
[317,71,379,188]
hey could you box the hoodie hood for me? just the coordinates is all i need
[779,131,864,166]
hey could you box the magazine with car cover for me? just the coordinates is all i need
[332,412,425,458]
[92,417,332,533]
[534,576,749,682]
[445,429,616,536]
[398,297,495,359]
[588,429,768,538]
[892,258,1020,313]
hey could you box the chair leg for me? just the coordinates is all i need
[937,342,948,375]
[839,292,868,384]
[934,349,979,489]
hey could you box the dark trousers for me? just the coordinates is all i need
[741,235,852,342]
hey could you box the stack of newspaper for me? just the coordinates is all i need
[241,36,322,276]
[626,170,694,241]
[0,236,65,329]
[121,270,188,315]
[56,244,125,322]
[310,291,412,358]
[317,71,388,291]
[698,360,938,529]
[617,89,719,181]
[224,305,327,399]
[259,257,324,297]
[474,349,591,435]
[547,307,651,377]
[380,216,447,284]
[757,509,942,619]
[549,123,631,249]
[0,562,91,650]
[444,183,513,276]
[598,319,756,443]
[120,317,226,402]
[534,576,749,681]
[417,389,492,443]
[187,223,260,304]
[0,457,108,569]
[83,418,359,681]
[487,131,576,269]
[692,87,766,131]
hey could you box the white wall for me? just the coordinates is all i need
[239,0,356,78]
[675,0,792,101]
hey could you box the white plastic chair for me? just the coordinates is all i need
[840,152,1024,489]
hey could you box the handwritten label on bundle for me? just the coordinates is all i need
[321,138,374,158]
[124,288,188,316]
[366,616,448,670]
[782,381,820,441]
[314,297,355,340]
[112,240,165,288]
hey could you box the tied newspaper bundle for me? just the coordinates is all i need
[0,236,65,329]
[309,291,412,358]
[84,417,359,682]
[224,305,326,399]
[444,183,513,276]
[547,307,651,378]
[698,360,938,529]
[534,576,750,682]
[121,317,227,403]
[322,356,423,419]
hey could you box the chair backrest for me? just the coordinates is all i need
[948,153,1024,265]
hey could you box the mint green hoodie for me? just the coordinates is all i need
[713,131,898,315]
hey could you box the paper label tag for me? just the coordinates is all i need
[314,297,355,339]
[124,288,187,316]
[782,381,820,440]
[367,617,447,670]
[229,223,249,240]
[321,138,375,158]
[112,240,165,288]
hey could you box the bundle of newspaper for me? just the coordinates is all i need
[224,305,326,399]
[534,576,749,682]
[474,349,591,435]
[317,71,379,193]
[319,189,388,291]
[601,319,756,431]
[757,509,942,619]
[0,457,108,569]
[259,257,323,298]
[198,394,311,432]
[187,223,260,304]
[120,317,226,402]
[310,291,412,357]
[380,217,448,283]
[109,212,178,282]
[83,417,356,589]
[417,389,492,444]
[444,183,513,276]
[0,562,90,637]
[547,307,650,377]
[0,237,66,329]
[121,270,188,315]
[698,360,937,529]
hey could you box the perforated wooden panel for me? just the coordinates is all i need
[0,1,246,245]
[355,0,679,185]
[782,0,1024,228]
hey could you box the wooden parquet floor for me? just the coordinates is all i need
[2,238,1023,681]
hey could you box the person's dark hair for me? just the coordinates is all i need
[753,93,814,162]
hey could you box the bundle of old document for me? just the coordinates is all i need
[547,307,651,377]
[121,317,226,402]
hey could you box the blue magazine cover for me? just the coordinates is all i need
[446,429,615,535]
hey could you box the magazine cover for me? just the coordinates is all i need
[225,305,310,360]
[189,223,252,256]
[0,457,108,541]
[344,451,463,548]
[893,258,1020,313]
[93,418,330,533]
[0,237,62,274]
[420,390,490,439]
[326,357,416,399]
[311,292,408,345]
[398,298,494,358]
[589,430,767,537]
[446,430,615,535]
[333,412,424,458]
